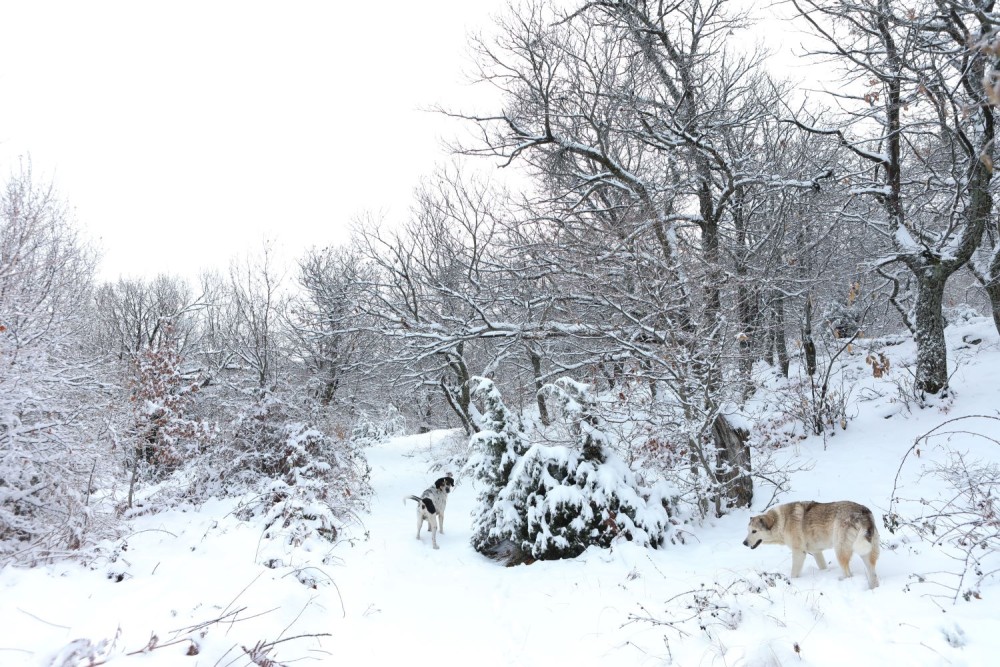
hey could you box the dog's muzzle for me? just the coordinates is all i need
[743,538,762,549]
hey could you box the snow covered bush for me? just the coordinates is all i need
[469,377,670,564]
[350,404,407,447]
[127,327,213,477]
[823,292,865,339]
[627,571,805,664]
[886,416,1000,603]
[944,303,981,326]
[223,393,372,565]
[0,164,108,564]
[466,377,529,556]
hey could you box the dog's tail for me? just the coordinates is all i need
[404,495,437,514]
[858,506,878,543]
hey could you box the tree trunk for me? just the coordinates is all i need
[441,343,479,434]
[913,269,950,395]
[712,413,753,514]
[987,280,1000,338]
[736,279,757,400]
[773,292,790,377]
[528,346,550,426]
[973,248,1000,337]
[418,393,433,434]
[802,295,817,377]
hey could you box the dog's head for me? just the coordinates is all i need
[434,473,455,494]
[742,512,776,549]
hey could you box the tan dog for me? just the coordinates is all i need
[743,500,880,589]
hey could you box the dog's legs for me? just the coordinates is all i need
[811,551,828,570]
[416,510,424,540]
[861,552,879,589]
[430,518,439,549]
[857,533,880,589]
[790,550,807,578]
[835,547,853,579]
[437,512,445,535]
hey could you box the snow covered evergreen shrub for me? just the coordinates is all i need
[469,377,670,564]
[466,377,529,557]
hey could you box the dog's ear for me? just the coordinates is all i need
[759,513,776,531]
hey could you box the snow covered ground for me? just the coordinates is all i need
[2,318,1000,666]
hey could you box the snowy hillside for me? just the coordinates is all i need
[2,319,1000,666]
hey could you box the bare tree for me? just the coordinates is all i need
[345,168,524,433]
[221,242,288,390]
[789,0,997,396]
[0,162,103,561]
[449,0,838,512]
[93,274,207,362]
[292,245,375,407]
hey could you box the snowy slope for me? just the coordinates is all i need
[2,318,999,666]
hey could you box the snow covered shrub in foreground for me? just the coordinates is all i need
[469,377,670,564]
[627,571,804,664]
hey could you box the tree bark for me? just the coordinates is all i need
[973,247,1000,337]
[440,343,479,434]
[736,278,758,400]
[712,414,753,514]
[528,346,550,426]
[802,295,817,377]
[912,269,950,395]
[773,292,790,377]
[986,279,1000,338]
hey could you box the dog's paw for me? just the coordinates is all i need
[433,544,439,549]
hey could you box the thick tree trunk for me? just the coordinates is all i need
[974,249,1000,337]
[913,269,950,395]
[987,280,1000,338]
[712,413,753,514]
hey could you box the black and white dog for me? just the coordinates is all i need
[404,473,455,549]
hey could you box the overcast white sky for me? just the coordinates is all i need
[0,1,507,281]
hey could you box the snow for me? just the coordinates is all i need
[894,223,922,254]
[3,320,1000,666]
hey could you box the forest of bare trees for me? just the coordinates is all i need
[3,0,1000,563]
